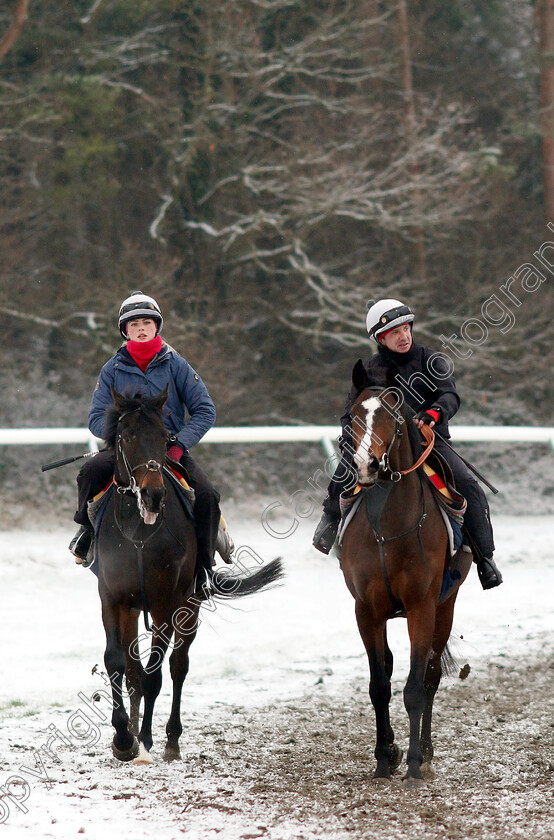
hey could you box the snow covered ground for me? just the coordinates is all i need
[0,512,553,839]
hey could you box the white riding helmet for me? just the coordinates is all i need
[118,290,163,338]
[366,298,414,340]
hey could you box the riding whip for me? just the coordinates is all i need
[41,450,99,472]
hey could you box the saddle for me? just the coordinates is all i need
[85,458,233,572]
[337,449,467,558]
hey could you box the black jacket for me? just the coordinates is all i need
[342,342,460,439]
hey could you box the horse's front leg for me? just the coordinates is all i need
[102,603,139,761]
[122,610,144,736]
[135,619,171,762]
[164,599,201,761]
[403,600,436,787]
[355,602,401,782]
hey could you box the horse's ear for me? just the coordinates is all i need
[154,385,169,411]
[110,386,125,411]
[386,362,400,389]
[352,359,370,392]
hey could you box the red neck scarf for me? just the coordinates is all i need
[126,335,163,371]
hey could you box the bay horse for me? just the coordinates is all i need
[340,361,472,788]
[95,387,284,764]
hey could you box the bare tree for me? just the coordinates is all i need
[0,0,29,64]
[397,0,426,280]
[537,0,554,223]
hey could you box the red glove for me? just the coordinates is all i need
[167,445,184,462]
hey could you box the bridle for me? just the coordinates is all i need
[357,388,435,483]
[113,405,167,633]
[115,407,165,522]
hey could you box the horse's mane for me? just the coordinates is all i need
[373,389,427,470]
[404,406,425,464]
[103,390,166,449]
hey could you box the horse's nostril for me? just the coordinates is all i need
[141,486,166,511]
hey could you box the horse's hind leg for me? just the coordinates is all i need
[403,600,436,787]
[421,594,458,776]
[355,602,400,781]
[164,602,200,761]
[137,623,171,758]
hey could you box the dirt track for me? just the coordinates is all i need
[163,652,554,839]
[2,518,553,839]
[6,646,554,840]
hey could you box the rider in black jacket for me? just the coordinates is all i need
[312,299,502,590]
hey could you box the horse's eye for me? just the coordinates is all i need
[121,431,135,445]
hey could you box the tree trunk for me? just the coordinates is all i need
[538,0,554,225]
[397,0,426,281]
[0,0,29,64]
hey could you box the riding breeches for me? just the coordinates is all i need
[432,438,495,557]
[74,450,221,567]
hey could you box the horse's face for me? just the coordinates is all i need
[350,393,398,486]
[113,389,168,525]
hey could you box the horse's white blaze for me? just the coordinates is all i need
[133,742,154,765]
[354,397,380,480]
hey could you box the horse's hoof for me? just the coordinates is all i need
[389,744,403,773]
[420,761,436,781]
[372,776,392,786]
[132,742,154,765]
[163,744,181,762]
[112,735,139,762]
[402,775,426,791]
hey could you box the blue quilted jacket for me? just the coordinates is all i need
[88,343,216,450]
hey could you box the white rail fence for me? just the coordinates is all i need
[0,425,553,464]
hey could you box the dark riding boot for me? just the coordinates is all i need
[69,525,94,565]
[193,565,213,600]
[313,510,340,555]
[476,555,503,590]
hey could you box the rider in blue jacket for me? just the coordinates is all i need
[70,291,230,594]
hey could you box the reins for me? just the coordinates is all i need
[398,422,435,475]
[113,407,167,632]
[377,412,435,482]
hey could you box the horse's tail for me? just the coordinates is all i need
[440,641,458,677]
[211,557,284,599]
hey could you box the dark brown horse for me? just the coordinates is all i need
[96,387,283,764]
[340,361,471,787]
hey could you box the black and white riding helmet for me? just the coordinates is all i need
[366,298,414,341]
[118,291,163,338]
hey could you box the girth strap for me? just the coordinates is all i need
[135,541,150,633]
[363,478,428,616]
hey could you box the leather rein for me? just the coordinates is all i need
[374,405,435,483]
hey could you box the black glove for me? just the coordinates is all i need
[413,408,440,426]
